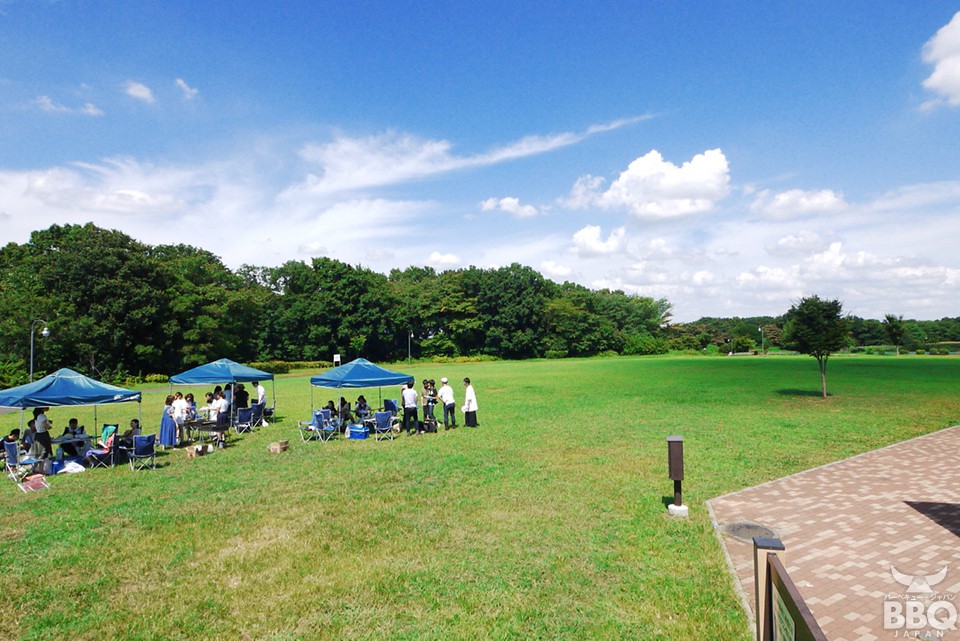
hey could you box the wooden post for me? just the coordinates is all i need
[753,536,785,641]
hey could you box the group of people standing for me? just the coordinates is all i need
[162,380,268,445]
[400,376,478,435]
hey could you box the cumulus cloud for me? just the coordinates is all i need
[564,149,730,218]
[570,225,627,257]
[480,196,537,218]
[32,96,103,116]
[125,81,155,103]
[921,12,960,109]
[175,78,199,99]
[765,230,828,257]
[427,251,461,267]
[751,188,848,218]
[287,117,647,196]
[540,260,572,278]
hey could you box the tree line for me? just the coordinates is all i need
[0,223,672,385]
[669,312,960,354]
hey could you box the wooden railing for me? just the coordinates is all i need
[753,536,828,641]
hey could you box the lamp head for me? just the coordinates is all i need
[40,327,50,338]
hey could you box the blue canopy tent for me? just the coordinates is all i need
[169,358,276,419]
[0,367,142,427]
[309,358,413,412]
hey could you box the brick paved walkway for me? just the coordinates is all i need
[707,425,960,641]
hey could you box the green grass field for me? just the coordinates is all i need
[1,355,958,640]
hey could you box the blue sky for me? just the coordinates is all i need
[2,2,960,321]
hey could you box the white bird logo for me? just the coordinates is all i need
[890,565,949,593]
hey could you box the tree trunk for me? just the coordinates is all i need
[817,355,828,398]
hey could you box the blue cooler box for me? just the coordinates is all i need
[348,425,369,440]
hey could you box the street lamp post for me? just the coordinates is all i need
[758,325,764,355]
[30,319,50,382]
[407,330,413,364]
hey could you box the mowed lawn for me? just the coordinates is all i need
[1,355,958,640]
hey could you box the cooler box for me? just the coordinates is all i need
[348,425,369,440]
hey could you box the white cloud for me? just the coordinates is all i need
[565,149,730,218]
[32,96,103,116]
[33,96,68,113]
[691,270,719,286]
[736,266,802,292]
[540,260,572,278]
[125,81,155,104]
[480,196,537,218]
[558,174,604,209]
[921,12,960,109]
[427,251,461,267]
[570,225,627,257]
[765,230,827,257]
[751,188,847,218]
[288,117,647,196]
[641,238,674,259]
[175,78,199,99]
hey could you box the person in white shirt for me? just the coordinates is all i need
[253,381,267,406]
[172,392,189,443]
[400,381,420,435]
[32,406,54,458]
[462,378,479,427]
[437,377,457,429]
[214,391,230,428]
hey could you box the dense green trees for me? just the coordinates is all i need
[5,223,957,386]
[0,224,672,381]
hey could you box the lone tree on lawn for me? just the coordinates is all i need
[883,313,904,355]
[782,295,851,398]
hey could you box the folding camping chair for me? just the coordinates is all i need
[250,402,266,427]
[86,425,119,469]
[234,407,254,434]
[382,399,399,416]
[4,440,50,492]
[298,409,338,442]
[298,410,323,442]
[372,411,395,442]
[120,434,156,471]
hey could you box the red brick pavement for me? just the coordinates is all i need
[708,425,960,641]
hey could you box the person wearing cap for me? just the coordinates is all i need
[437,377,456,429]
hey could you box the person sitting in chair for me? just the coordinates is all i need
[59,420,81,457]
[84,426,116,465]
[119,419,140,449]
[339,397,355,425]
[355,396,371,421]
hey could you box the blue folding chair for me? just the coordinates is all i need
[383,399,399,416]
[250,403,266,427]
[234,407,254,434]
[4,440,48,492]
[372,411,395,442]
[298,409,338,442]
[121,434,156,471]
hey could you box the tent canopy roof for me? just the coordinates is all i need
[310,358,413,389]
[0,368,141,409]
[169,359,274,385]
